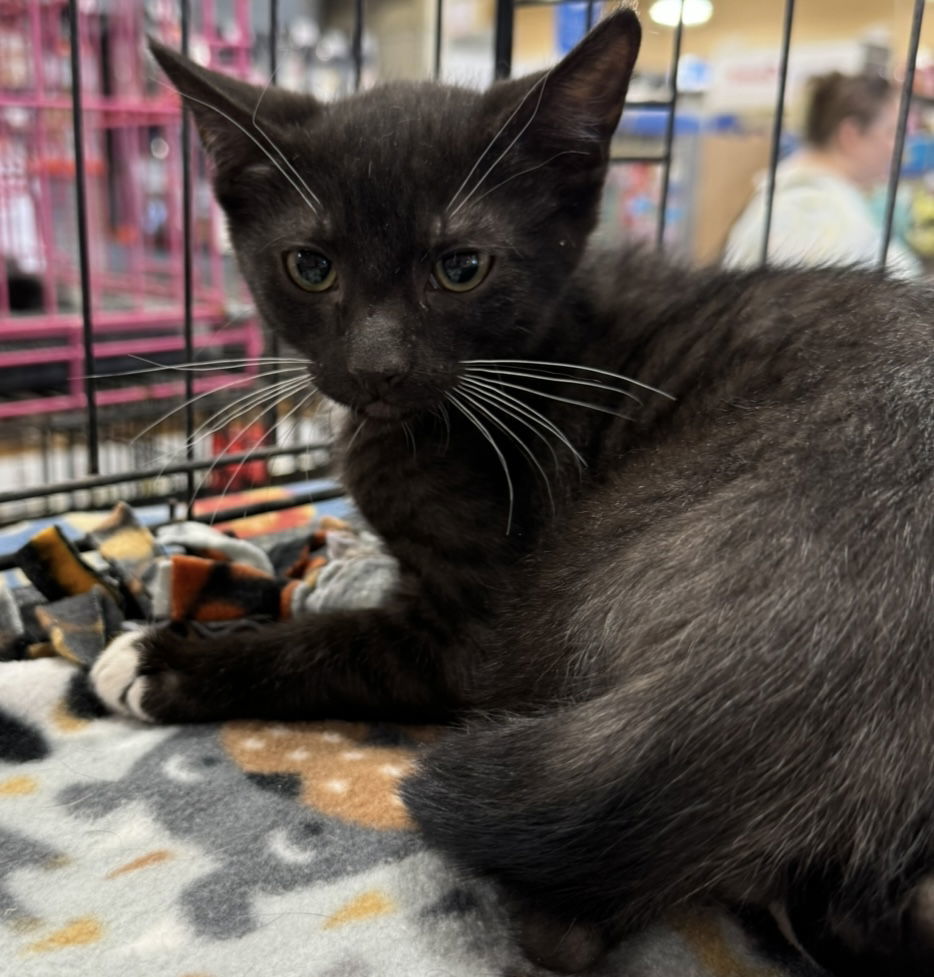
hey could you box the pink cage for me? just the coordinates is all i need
[0,0,265,423]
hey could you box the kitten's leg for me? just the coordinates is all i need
[90,601,476,723]
[404,702,934,976]
[403,701,698,950]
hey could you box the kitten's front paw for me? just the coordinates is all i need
[91,625,245,723]
[90,629,156,722]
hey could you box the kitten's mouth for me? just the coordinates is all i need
[361,400,406,421]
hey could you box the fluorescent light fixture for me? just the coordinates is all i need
[649,0,714,27]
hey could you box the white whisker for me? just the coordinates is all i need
[460,375,587,468]
[148,387,301,505]
[449,75,550,219]
[197,393,311,525]
[205,388,316,524]
[182,374,308,453]
[128,368,306,447]
[345,417,368,453]
[249,75,324,211]
[151,377,309,486]
[464,358,675,400]
[458,386,555,516]
[447,390,514,535]
[465,366,643,405]
[159,81,319,213]
[465,150,590,209]
[468,376,633,421]
[148,377,307,474]
[460,377,561,470]
[437,402,452,452]
[402,421,417,460]
[88,356,308,381]
[446,73,548,215]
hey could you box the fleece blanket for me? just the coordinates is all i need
[0,500,821,977]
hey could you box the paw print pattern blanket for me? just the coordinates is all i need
[0,502,819,976]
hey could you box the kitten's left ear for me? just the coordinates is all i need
[485,7,641,148]
[149,39,320,179]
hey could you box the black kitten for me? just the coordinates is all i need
[91,9,934,974]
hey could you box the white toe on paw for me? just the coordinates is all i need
[90,629,154,722]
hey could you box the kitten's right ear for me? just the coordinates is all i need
[149,39,319,175]
[483,7,641,153]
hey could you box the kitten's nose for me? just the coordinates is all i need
[347,310,411,395]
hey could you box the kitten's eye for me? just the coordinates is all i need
[284,249,336,292]
[433,251,492,293]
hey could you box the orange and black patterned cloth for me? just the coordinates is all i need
[2,501,396,668]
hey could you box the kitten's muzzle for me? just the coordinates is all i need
[352,373,448,421]
[351,369,413,419]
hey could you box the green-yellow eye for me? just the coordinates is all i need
[433,251,492,292]
[285,249,336,292]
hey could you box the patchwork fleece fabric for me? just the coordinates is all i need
[1,501,398,665]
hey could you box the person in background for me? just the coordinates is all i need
[724,71,922,278]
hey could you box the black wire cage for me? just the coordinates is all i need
[0,0,928,529]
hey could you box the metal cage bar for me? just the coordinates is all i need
[656,3,685,250]
[494,0,514,80]
[67,0,99,475]
[0,440,334,506]
[759,0,796,266]
[181,0,196,511]
[270,0,279,78]
[434,0,444,79]
[353,0,365,91]
[265,0,283,449]
[879,0,926,269]
[3,0,930,529]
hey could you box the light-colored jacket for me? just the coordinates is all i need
[723,156,922,280]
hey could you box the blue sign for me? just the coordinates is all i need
[556,2,591,54]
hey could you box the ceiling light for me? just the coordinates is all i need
[649,0,714,27]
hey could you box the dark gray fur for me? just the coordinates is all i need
[134,10,934,972]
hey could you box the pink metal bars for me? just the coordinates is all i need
[0,0,264,427]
